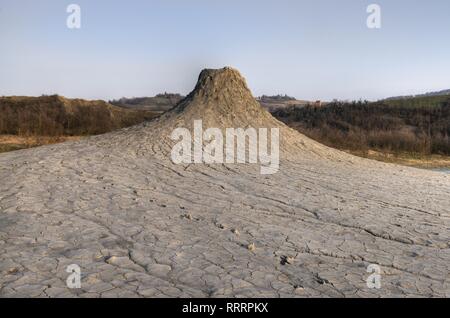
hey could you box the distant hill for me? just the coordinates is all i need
[109,93,184,112]
[421,89,450,97]
[383,94,450,109]
[385,89,450,101]
[259,94,296,101]
[257,94,316,111]
[0,95,159,136]
[110,93,317,112]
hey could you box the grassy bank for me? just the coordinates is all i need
[0,135,84,153]
[0,95,159,136]
[0,95,159,154]
[343,149,450,169]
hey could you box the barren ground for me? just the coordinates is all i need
[1,68,449,298]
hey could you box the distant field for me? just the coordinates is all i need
[257,95,312,111]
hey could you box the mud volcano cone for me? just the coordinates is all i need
[160,67,282,129]
[98,67,347,161]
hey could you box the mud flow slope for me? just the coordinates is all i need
[0,67,449,297]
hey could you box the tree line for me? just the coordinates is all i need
[272,98,450,155]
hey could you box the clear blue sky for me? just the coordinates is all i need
[1,0,450,101]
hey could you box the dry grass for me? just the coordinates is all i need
[0,135,83,153]
[345,149,450,169]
